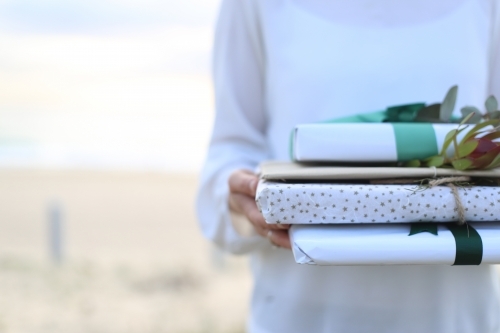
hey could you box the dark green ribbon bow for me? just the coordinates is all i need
[321,102,426,124]
[385,103,426,122]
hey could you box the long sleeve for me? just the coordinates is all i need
[489,0,500,98]
[196,0,269,254]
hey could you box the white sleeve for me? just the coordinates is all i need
[489,0,500,98]
[196,0,269,254]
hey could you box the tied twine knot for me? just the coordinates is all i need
[428,176,471,225]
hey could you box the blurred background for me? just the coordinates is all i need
[0,0,251,332]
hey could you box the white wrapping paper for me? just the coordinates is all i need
[292,123,468,162]
[256,180,500,224]
[290,223,500,265]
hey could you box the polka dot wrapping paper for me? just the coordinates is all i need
[256,180,500,224]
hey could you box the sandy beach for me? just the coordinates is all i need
[0,170,251,333]
[3,169,500,333]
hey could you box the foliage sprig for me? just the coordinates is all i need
[404,86,500,170]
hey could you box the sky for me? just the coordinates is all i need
[0,0,219,32]
[0,0,221,172]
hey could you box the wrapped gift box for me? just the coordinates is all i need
[256,180,500,224]
[257,162,500,266]
[290,223,500,265]
[291,123,469,162]
[259,161,500,181]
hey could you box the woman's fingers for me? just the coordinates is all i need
[228,168,291,250]
[267,229,292,249]
[230,192,289,231]
[228,170,259,197]
[252,221,292,250]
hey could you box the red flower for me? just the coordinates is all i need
[467,138,500,169]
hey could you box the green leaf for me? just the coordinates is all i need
[452,158,473,170]
[489,111,500,119]
[481,131,500,141]
[460,106,483,123]
[440,85,458,122]
[414,104,441,122]
[485,154,500,169]
[441,127,468,156]
[457,140,479,158]
[404,159,421,167]
[440,129,458,155]
[424,155,445,167]
[461,106,481,116]
[485,95,499,114]
[461,119,500,143]
[459,112,475,126]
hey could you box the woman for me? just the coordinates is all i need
[197,0,500,332]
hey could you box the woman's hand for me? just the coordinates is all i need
[228,169,291,249]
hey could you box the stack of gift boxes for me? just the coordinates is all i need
[255,123,500,266]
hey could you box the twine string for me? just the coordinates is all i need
[428,176,470,226]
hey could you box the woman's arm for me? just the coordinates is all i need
[196,0,289,254]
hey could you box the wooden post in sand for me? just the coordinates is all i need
[49,202,63,264]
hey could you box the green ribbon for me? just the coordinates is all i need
[386,103,427,122]
[447,224,483,265]
[392,123,439,161]
[409,223,483,265]
[409,223,438,236]
[328,103,426,124]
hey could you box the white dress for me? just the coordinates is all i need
[197,0,500,332]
